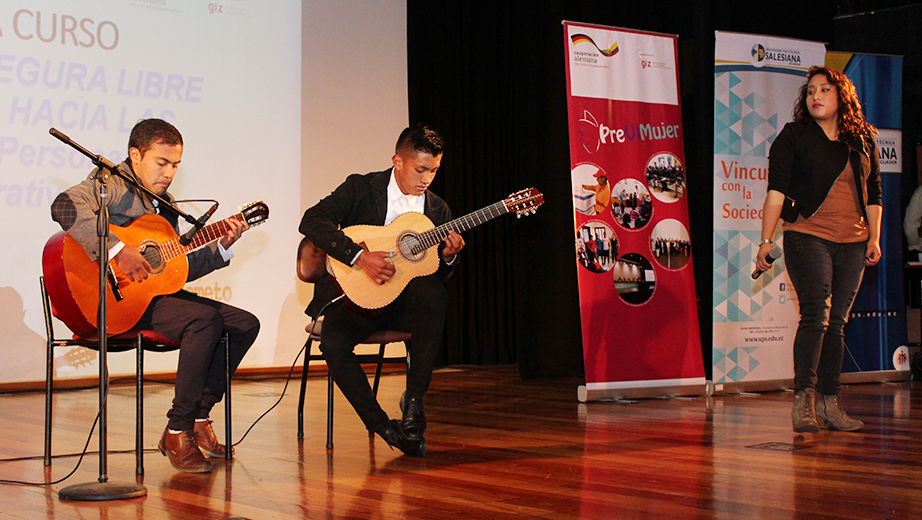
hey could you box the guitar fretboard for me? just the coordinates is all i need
[157,211,245,262]
[411,201,509,254]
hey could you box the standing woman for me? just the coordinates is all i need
[756,66,881,433]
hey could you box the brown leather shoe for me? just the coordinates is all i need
[158,427,213,473]
[193,419,233,459]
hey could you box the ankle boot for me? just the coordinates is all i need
[194,419,233,459]
[816,393,864,431]
[159,427,213,473]
[792,388,819,433]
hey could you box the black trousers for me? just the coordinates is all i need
[136,290,260,431]
[319,276,447,434]
[784,231,866,395]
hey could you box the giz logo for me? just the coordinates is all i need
[641,60,652,69]
[208,3,224,14]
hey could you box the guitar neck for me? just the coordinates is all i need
[159,212,244,262]
[413,201,509,253]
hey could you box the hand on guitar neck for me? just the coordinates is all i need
[217,215,249,249]
[354,229,464,286]
[440,229,464,264]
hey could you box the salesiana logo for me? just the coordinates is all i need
[571,33,619,63]
[750,42,802,68]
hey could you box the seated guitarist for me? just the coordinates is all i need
[299,124,464,456]
[49,118,260,473]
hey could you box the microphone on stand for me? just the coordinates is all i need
[179,202,219,246]
[50,127,117,170]
[752,244,783,279]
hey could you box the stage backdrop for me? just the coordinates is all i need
[563,21,705,401]
[711,31,825,392]
[825,51,908,377]
[0,0,408,385]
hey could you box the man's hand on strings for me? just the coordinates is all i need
[115,246,152,282]
[355,251,397,285]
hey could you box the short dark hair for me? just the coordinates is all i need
[395,123,444,157]
[128,118,183,157]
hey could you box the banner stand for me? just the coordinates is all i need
[579,382,707,402]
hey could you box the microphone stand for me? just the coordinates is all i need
[48,127,182,501]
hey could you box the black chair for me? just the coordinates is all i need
[40,276,232,474]
[295,237,409,449]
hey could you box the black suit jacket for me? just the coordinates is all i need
[299,169,455,318]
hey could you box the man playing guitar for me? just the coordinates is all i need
[299,124,464,456]
[49,118,260,473]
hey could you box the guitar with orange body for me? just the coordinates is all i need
[42,201,269,338]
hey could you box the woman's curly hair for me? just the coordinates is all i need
[793,65,878,142]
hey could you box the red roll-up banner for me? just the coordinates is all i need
[563,21,705,401]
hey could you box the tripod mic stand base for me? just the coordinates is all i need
[59,481,147,501]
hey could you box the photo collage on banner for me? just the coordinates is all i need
[712,32,825,391]
[564,22,705,400]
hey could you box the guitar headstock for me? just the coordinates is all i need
[503,188,544,218]
[241,201,270,227]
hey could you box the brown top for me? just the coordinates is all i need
[784,160,868,243]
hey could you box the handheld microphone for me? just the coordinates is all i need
[752,244,783,279]
[179,203,219,246]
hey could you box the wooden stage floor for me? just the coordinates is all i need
[1,365,921,519]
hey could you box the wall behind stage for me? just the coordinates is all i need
[0,0,408,385]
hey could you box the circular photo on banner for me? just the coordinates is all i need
[612,253,656,304]
[611,178,652,230]
[645,152,686,203]
[571,163,611,216]
[650,219,691,269]
[576,221,618,274]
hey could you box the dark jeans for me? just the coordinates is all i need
[136,290,260,431]
[783,231,866,395]
[319,276,447,434]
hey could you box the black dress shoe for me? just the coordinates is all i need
[380,419,426,457]
[399,393,427,441]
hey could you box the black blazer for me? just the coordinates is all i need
[767,119,881,223]
[299,169,455,318]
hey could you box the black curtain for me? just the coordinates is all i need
[406,0,840,378]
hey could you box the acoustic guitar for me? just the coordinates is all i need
[302,188,543,310]
[42,201,269,338]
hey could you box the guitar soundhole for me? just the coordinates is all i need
[396,232,425,262]
[140,241,164,274]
